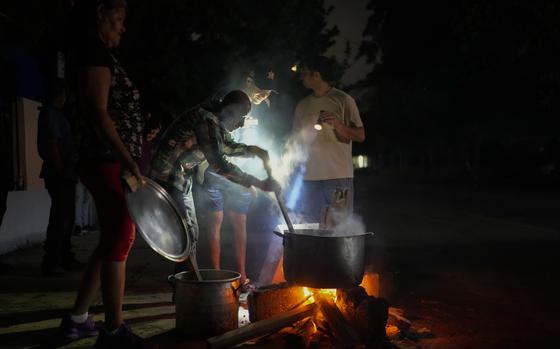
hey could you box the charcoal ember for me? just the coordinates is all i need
[385,324,401,339]
[336,287,389,343]
[248,283,306,322]
[359,271,380,297]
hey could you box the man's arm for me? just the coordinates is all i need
[194,119,259,187]
[194,119,279,191]
[222,129,250,157]
[44,112,65,176]
[46,140,65,175]
[319,96,365,143]
[222,130,270,170]
[324,116,365,143]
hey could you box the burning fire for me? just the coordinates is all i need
[302,287,337,303]
[301,287,337,335]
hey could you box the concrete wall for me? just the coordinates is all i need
[0,98,50,254]
[17,97,43,190]
[0,190,50,255]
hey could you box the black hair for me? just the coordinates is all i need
[68,0,127,43]
[207,90,251,114]
[300,56,340,84]
[45,79,66,103]
[221,90,251,109]
[143,112,162,136]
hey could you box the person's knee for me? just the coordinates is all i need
[100,211,135,262]
[105,233,135,262]
[207,210,224,226]
[228,212,247,226]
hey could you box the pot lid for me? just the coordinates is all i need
[125,178,192,262]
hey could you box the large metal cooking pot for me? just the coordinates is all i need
[168,269,241,338]
[273,228,373,289]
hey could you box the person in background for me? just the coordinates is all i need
[198,168,257,291]
[60,1,152,348]
[292,56,365,222]
[149,91,279,273]
[138,112,161,175]
[37,81,84,276]
[196,73,277,291]
[74,181,98,235]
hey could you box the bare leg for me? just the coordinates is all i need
[72,248,126,331]
[100,260,126,330]
[207,211,224,270]
[72,248,102,315]
[229,211,247,284]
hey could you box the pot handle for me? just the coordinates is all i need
[231,284,243,298]
[167,274,176,290]
[273,230,285,238]
[365,232,374,237]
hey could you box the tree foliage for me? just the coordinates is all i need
[357,0,560,179]
[120,0,338,115]
[2,0,339,115]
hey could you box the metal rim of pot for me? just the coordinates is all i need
[273,229,374,239]
[168,269,241,284]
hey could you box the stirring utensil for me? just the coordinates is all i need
[188,254,203,281]
[275,190,295,234]
[264,163,295,234]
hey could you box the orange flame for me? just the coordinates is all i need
[302,287,337,303]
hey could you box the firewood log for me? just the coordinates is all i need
[336,287,389,344]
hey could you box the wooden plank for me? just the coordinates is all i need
[206,303,316,349]
[337,287,389,343]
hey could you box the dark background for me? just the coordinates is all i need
[1,2,560,348]
[2,0,559,187]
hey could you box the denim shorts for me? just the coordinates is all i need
[199,171,254,214]
[297,178,354,222]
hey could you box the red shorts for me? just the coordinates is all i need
[80,162,135,262]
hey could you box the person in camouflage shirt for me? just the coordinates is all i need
[148,90,279,270]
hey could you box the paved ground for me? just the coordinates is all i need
[0,175,559,348]
[357,177,560,349]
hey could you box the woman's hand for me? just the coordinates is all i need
[123,158,145,186]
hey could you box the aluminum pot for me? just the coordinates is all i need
[273,229,373,289]
[168,269,241,338]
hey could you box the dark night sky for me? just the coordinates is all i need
[326,0,372,85]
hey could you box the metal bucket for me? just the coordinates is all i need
[168,269,241,338]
